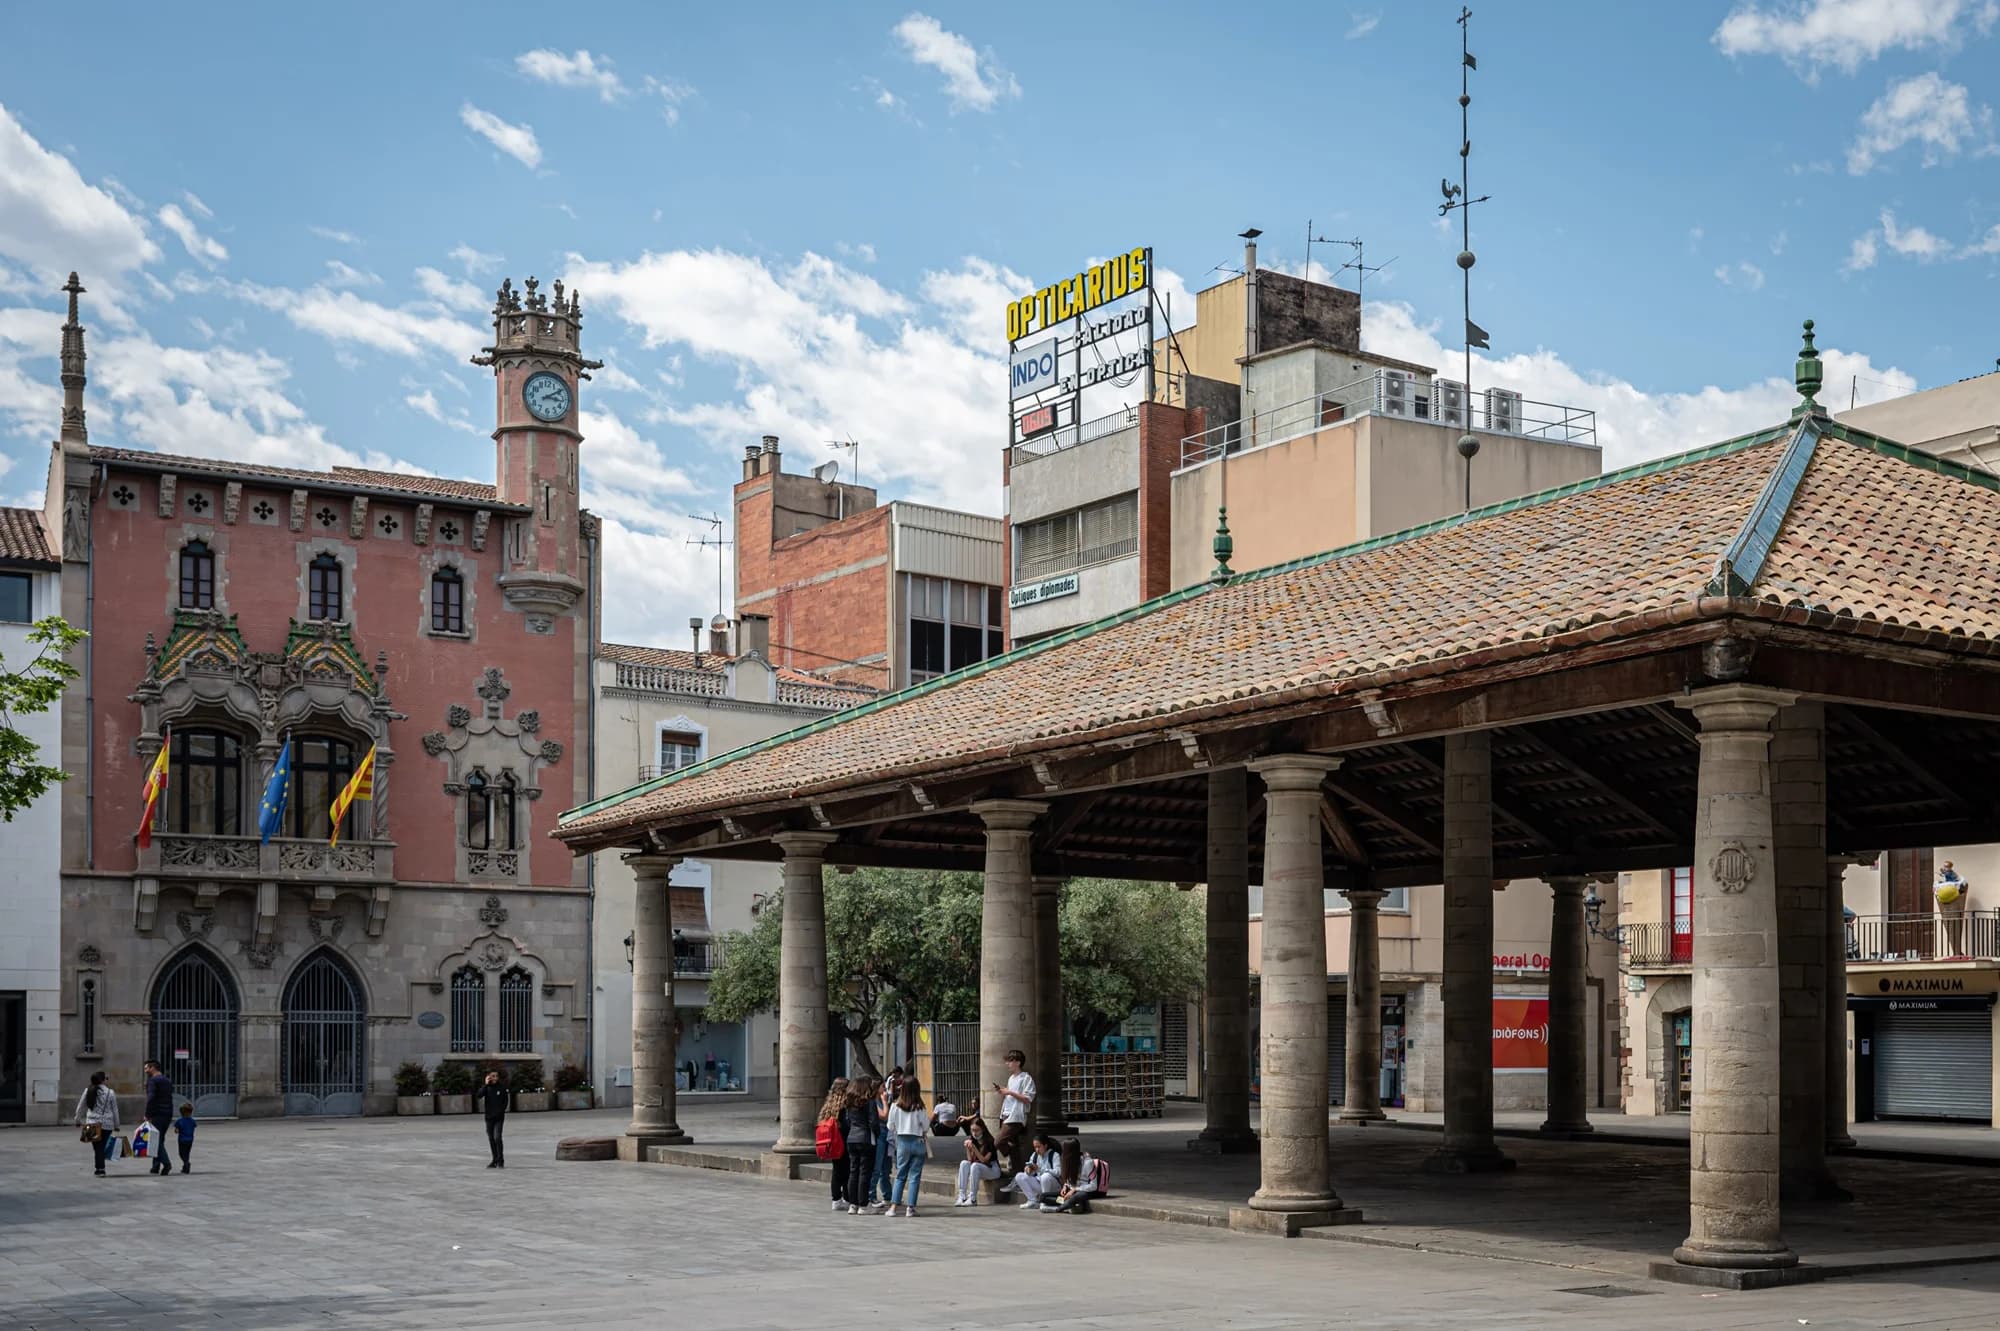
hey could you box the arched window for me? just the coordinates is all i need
[308,553,343,621]
[495,772,518,851]
[449,964,486,1053]
[499,965,533,1053]
[430,567,464,634]
[166,729,244,835]
[178,540,214,609]
[466,771,490,849]
[289,735,355,841]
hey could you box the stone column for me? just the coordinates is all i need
[626,854,690,1149]
[1236,754,1350,1234]
[1031,875,1072,1135]
[1427,730,1513,1173]
[1672,685,1797,1273]
[770,831,838,1157]
[1540,874,1592,1136]
[1193,766,1256,1153]
[1825,857,1857,1151]
[972,800,1046,1126]
[1337,887,1388,1124]
[1773,703,1842,1201]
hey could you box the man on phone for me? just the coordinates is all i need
[990,1049,1036,1182]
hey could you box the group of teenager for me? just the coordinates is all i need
[817,1048,1101,1217]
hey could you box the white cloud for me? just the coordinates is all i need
[323,259,379,288]
[1965,224,2000,256]
[644,76,696,126]
[1714,0,1999,78]
[181,191,213,220]
[591,362,647,394]
[1843,229,1880,271]
[877,88,901,109]
[310,225,361,246]
[210,276,487,362]
[449,243,504,276]
[459,103,542,169]
[516,48,626,101]
[1347,12,1381,39]
[405,388,482,434]
[157,202,227,266]
[1771,228,1791,255]
[413,265,487,312]
[891,13,1020,112]
[0,103,160,309]
[1839,207,1995,269]
[1881,209,1953,258]
[1847,72,1993,172]
[595,514,726,641]
[1714,260,1768,289]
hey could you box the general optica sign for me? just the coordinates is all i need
[1492,995,1549,1071]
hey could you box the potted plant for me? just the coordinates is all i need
[553,1061,592,1110]
[432,1060,475,1114]
[511,1059,552,1112]
[393,1061,434,1115]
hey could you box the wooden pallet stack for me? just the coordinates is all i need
[1060,1051,1164,1120]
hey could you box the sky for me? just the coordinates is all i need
[2,1,1996,643]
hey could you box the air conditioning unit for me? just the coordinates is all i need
[1436,378,1468,428]
[1485,387,1522,434]
[1381,369,1411,417]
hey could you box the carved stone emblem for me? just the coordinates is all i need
[516,710,540,734]
[478,894,509,926]
[422,730,450,757]
[307,915,345,944]
[1711,841,1756,894]
[241,940,279,970]
[77,944,102,966]
[175,911,215,940]
[478,940,510,971]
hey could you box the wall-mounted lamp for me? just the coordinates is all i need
[623,931,635,971]
[1581,887,1629,945]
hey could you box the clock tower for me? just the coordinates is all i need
[473,275,602,629]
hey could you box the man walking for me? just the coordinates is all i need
[990,1049,1036,1181]
[142,1059,175,1178]
[476,1070,509,1168]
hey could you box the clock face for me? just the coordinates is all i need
[522,372,572,422]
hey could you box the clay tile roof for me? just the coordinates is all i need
[601,640,875,688]
[0,507,57,566]
[87,447,512,508]
[558,420,1993,842]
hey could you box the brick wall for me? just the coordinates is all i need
[735,475,894,689]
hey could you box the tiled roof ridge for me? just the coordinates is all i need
[0,506,57,564]
[88,445,515,507]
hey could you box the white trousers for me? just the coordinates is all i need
[1014,1169,1059,1204]
[956,1159,1000,1197]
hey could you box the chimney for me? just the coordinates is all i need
[689,615,705,667]
[758,434,781,477]
[742,444,762,482]
[1240,228,1262,360]
[709,613,730,657]
[739,612,770,660]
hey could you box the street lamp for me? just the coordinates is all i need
[1581,886,1629,945]
[623,931,634,971]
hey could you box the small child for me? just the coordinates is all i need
[173,1102,197,1174]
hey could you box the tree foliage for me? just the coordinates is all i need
[0,616,83,822]
[704,868,1205,1064]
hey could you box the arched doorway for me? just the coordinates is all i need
[282,949,367,1116]
[151,947,241,1117]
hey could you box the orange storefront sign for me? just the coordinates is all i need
[1492,995,1550,1070]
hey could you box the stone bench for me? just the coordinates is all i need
[555,1137,618,1162]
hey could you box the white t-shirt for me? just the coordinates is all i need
[886,1104,930,1137]
[1002,1070,1036,1125]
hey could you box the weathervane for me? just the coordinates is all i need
[1439,5,1490,512]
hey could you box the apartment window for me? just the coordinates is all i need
[289,734,356,841]
[430,568,464,633]
[449,964,486,1053]
[308,554,343,621]
[498,965,533,1053]
[659,731,703,773]
[81,978,97,1055]
[166,729,244,835]
[178,541,214,609]
[906,575,1004,683]
[1013,493,1138,582]
[0,572,30,623]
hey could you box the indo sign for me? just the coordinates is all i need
[1010,338,1060,401]
[1009,573,1079,609]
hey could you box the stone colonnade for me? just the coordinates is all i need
[624,853,690,1152]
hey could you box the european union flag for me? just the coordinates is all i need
[258,739,293,843]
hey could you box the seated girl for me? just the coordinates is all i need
[953,1112,1001,1205]
[1039,1137,1100,1214]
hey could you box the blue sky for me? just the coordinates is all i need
[2,1,1995,640]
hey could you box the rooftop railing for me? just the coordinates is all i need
[1178,370,1597,468]
[1849,911,2000,963]
[1009,406,1142,466]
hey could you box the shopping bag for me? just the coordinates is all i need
[104,1133,125,1160]
[131,1122,153,1157]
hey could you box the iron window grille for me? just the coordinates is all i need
[498,966,533,1054]
[178,540,215,609]
[449,964,486,1053]
[151,948,239,1107]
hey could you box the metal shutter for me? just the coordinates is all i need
[1162,1001,1188,1096]
[1326,993,1348,1105]
[1875,1010,1992,1120]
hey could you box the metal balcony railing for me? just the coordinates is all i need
[1848,911,2000,963]
[1622,921,1692,968]
[673,940,723,976]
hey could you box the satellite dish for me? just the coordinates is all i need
[812,460,840,484]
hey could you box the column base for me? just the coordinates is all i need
[1780,1169,1854,1203]
[1538,1118,1594,1138]
[1187,1130,1259,1155]
[1230,1203,1360,1237]
[759,1150,810,1180]
[1336,1108,1388,1126]
[1827,1132,1857,1152]
[1670,1240,1799,1272]
[616,1129,691,1161]
[1422,1145,1516,1174]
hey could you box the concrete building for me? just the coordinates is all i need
[733,437,1005,691]
[1835,366,2000,470]
[47,273,597,1116]
[588,630,872,1106]
[1,507,63,1124]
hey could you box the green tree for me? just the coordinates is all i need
[0,616,83,822]
[1060,878,1206,1051]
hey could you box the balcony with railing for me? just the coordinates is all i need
[1622,920,1693,969]
[673,939,724,977]
[150,833,394,883]
[1178,370,1598,469]
[1849,911,2000,964]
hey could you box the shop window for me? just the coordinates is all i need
[499,966,533,1053]
[450,964,486,1053]
[165,729,244,835]
[289,734,356,841]
[178,541,214,609]
[0,572,31,623]
[308,554,343,621]
[430,567,465,634]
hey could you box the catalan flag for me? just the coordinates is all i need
[136,727,170,849]
[328,743,377,847]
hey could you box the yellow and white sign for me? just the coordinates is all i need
[1006,247,1150,342]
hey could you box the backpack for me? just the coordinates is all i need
[1089,1157,1110,1197]
[814,1118,845,1161]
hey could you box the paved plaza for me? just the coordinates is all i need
[6,1103,2000,1330]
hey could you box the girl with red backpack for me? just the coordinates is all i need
[1038,1137,1103,1214]
[816,1078,851,1212]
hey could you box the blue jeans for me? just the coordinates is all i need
[891,1134,926,1207]
[869,1128,894,1202]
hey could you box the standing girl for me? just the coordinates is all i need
[840,1078,881,1214]
[819,1077,852,1212]
[885,1074,930,1217]
[954,1111,1000,1206]
[72,1071,119,1177]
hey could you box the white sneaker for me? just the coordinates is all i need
[953,1195,968,1206]
[1018,1199,1037,1208]
[868,1202,889,1214]
[904,1207,918,1218]
[832,1199,848,1212]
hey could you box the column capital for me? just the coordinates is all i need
[1031,875,1067,896]
[1544,874,1590,897]
[1676,683,1799,733]
[1339,886,1386,910]
[621,852,680,882]
[772,830,839,858]
[1247,753,1342,792]
[970,798,1049,832]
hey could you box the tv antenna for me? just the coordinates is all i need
[827,437,861,490]
[686,512,732,619]
[1440,5,1491,513]
[1334,239,1395,307]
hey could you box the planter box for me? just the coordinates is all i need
[395,1095,434,1116]
[555,1091,593,1111]
[436,1094,472,1115]
[514,1091,553,1112]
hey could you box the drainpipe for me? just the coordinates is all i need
[583,523,600,1089]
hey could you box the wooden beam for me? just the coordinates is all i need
[1043,791,1107,852]
[1318,792,1371,866]
[1323,774,1443,856]
[1839,708,1970,817]
[1519,723,1678,842]
[1398,741,1558,851]
[1645,703,1701,746]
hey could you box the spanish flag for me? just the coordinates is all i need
[327,743,376,848]
[136,728,170,849]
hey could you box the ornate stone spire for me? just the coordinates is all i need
[1792,318,1824,418]
[59,272,87,445]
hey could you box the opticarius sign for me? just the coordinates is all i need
[1005,247,1151,342]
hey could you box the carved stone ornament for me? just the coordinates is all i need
[478,940,510,971]
[175,910,215,941]
[77,944,103,966]
[289,489,308,533]
[538,740,563,764]
[516,710,540,734]
[446,704,473,729]
[1711,841,1756,894]
[476,667,511,712]
[240,939,279,970]
[307,915,345,944]
[157,473,177,519]
[223,481,242,525]
[413,502,434,546]
[422,730,450,756]
[478,894,509,926]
